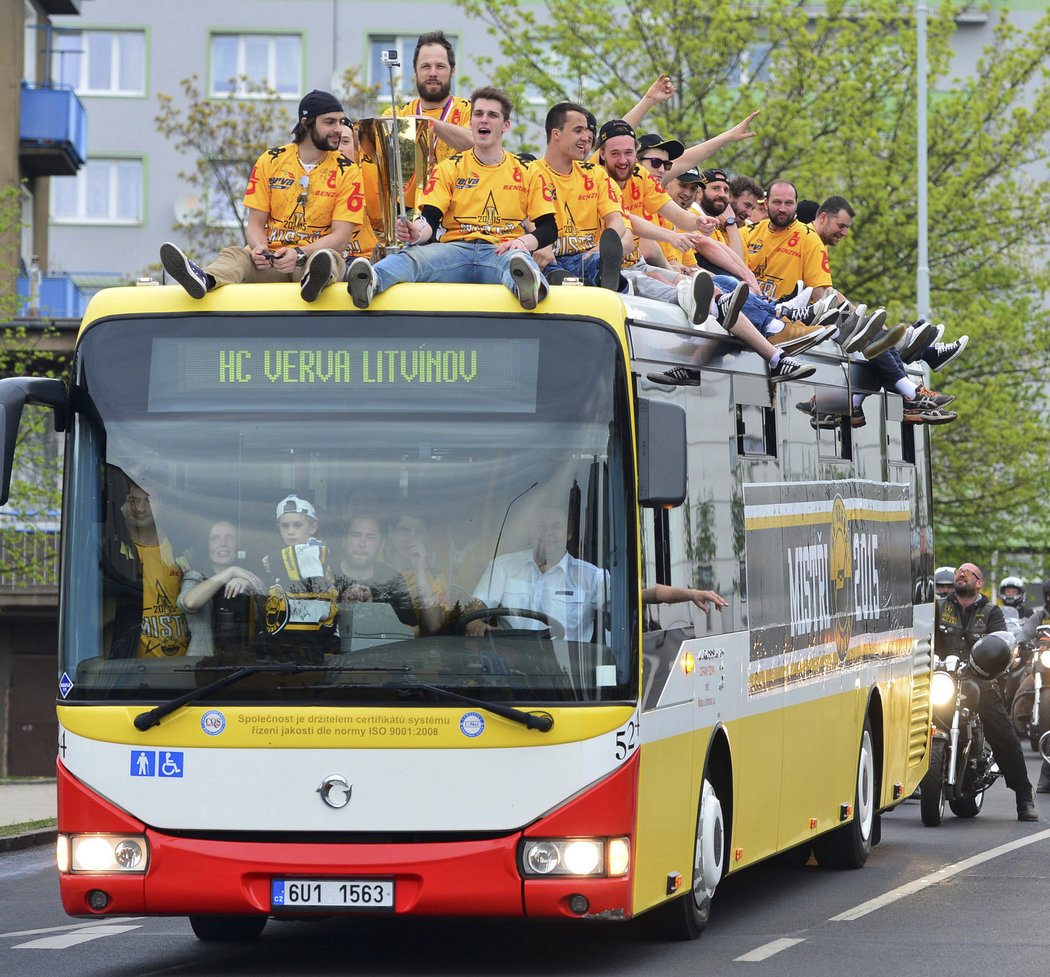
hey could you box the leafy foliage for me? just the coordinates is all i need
[458,0,1050,570]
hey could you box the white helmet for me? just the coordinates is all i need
[999,575,1026,607]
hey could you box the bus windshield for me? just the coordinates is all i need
[59,312,636,706]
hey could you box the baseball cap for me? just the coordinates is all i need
[957,562,983,585]
[699,167,729,187]
[276,494,317,522]
[597,119,635,148]
[677,168,703,185]
[638,133,684,160]
[296,90,344,123]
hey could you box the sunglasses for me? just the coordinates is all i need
[639,157,673,170]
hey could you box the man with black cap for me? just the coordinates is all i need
[160,90,363,303]
[936,561,1039,820]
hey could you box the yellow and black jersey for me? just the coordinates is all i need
[535,159,623,257]
[744,218,832,301]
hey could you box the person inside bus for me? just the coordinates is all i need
[383,509,451,630]
[463,496,608,641]
[178,520,265,656]
[102,467,190,659]
[334,511,442,634]
[264,494,333,593]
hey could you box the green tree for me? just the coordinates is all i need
[0,185,65,586]
[154,68,381,260]
[458,0,1050,568]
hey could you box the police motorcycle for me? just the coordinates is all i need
[919,633,1012,827]
[1011,622,1050,751]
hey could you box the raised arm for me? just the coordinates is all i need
[661,111,761,186]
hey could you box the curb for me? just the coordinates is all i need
[0,827,57,853]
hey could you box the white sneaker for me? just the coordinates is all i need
[346,256,378,309]
[776,285,814,319]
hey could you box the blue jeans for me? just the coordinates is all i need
[372,241,547,302]
[544,251,626,291]
[712,274,778,331]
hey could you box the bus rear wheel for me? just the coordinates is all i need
[189,914,267,942]
[813,718,876,869]
[647,775,725,940]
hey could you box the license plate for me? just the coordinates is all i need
[271,878,395,911]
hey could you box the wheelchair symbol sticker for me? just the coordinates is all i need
[158,751,184,778]
[130,750,184,778]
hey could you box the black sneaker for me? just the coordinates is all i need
[914,385,955,408]
[902,391,958,424]
[897,319,939,362]
[598,228,623,291]
[769,355,815,383]
[346,256,378,309]
[689,272,715,326]
[299,250,333,303]
[923,336,968,371]
[509,252,543,309]
[546,268,570,286]
[714,282,747,332]
[160,242,210,299]
[841,307,886,354]
[862,321,907,359]
[647,366,701,386]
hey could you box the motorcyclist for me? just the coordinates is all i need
[1012,578,1050,793]
[935,561,1039,820]
[999,575,1033,619]
[934,566,955,603]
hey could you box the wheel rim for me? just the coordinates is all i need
[693,779,724,903]
[856,730,875,841]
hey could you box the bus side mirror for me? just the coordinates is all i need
[637,397,686,507]
[0,377,67,505]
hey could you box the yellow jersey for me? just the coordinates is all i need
[743,218,832,301]
[134,539,189,658]
[656,212,697,267]
[421,150,556,244]
[534,159,623,257]
[243,143,364,249]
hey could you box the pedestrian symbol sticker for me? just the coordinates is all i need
[130,750,185,778]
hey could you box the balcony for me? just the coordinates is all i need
[19,84,87,178]
[16,274,86,320]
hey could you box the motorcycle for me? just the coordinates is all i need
[1010,623,1050,751]
[919,654,1001,826]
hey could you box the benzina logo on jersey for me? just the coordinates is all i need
[455,176,481,189]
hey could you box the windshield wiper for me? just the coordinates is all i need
[392,678,554,732]
[133,663,351,731]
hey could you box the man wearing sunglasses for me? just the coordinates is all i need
[160,90,362,303]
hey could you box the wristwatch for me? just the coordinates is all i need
[294,247,308,268]
[725,218,737,226]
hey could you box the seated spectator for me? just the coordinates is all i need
[160,90,362,303]
[384,510,450,632]
[346,87,553,311]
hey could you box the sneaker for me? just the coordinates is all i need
[923,336,969,371]
[714,282,747,332]
[797,396,865,428]
[897,319,939,362]
[769,355,815,383]
[509,252,543,310]
[775,324,838,356]
[863,321,907,359]
[931,323,946,345]
[160,242,210,299]
[775,285,814,320]
[841,307,886,354]
[546,268,570,286]
[688,272,715,325]
[914,384,955,408]
[647,366,701,386]
[597,228,623,291]
[299,250,333,303]
[346,256,378,309]
[902,390,957,424]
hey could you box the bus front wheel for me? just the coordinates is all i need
[189,915,267,942]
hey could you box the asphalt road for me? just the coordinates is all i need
[2,754,1048,977]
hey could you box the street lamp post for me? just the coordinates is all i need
[916,0,931,320]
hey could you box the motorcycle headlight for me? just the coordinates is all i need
[1039,650,1050,669]
[931,670,956,707]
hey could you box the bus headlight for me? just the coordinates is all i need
[930,671,956,707]
[67,834,149,873]
[520,838,630,877]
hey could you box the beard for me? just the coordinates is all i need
[954,580,978,599]
[702,194,727,216]
[309,126,339,153]
[769,209,795,228]
[416,76,451,103]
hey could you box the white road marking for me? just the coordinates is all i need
[831,827,1050,921]
[734,937,806,962]
[13,924,141,949]
[1,918,144,939]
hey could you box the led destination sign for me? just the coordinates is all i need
[148,337,540,413]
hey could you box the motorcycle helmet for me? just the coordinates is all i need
[969,633,1012,679]
[934,566,955,597]
[999,575,1026,607]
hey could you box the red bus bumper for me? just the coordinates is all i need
[57,755,638,922]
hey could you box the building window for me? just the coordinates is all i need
[50,159,143,224]
[367,35,421,102]
[52,30,146,96]
[210,33,301,97]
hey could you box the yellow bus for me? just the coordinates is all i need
[0,280,933,941]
